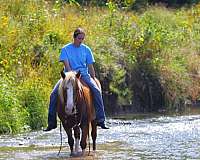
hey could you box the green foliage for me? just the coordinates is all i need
[129,6,200,109]
[92,30,133,105]
[0,0,200,135]
[110,69,132,105]
[0,75,28,134]
[18,72,51,130]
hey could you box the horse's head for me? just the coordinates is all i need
[59,70,81,115]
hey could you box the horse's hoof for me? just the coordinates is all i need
[70,152,76,157]
[71,151,84,157]
[92,150,97,157]
[81,149,86,156]
[75,151,84,157]
[75,148,80,153]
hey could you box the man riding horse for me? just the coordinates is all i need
[44,27,109,131]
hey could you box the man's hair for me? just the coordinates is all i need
[73,28,85,38]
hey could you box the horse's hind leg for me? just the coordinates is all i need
[91,120,97,151]
[65,128,74,156]
[73,126,80,153]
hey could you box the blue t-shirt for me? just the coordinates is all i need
[59,43,95,76]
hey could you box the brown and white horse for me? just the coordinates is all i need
[57,71,98,156]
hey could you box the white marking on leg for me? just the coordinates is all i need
[75,138,80,153]
[82,149,85,156]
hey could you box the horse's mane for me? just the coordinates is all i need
[58,71,76,105]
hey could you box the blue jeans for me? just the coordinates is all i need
[47,79,61,128]
[47,75,106,128]
[81,75,106,122]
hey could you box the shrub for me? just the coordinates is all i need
[18,71,51,130]
[0,75,28,134]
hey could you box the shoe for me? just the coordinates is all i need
[97,122,109,129]
[43,126,56,132]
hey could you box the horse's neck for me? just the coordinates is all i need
[79,79,95,122]
[79,79,87,87]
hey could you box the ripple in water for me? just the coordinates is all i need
[1,115,200,159]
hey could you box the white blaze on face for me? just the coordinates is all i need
[65,79,74,114]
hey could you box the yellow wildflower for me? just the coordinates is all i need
[0,59,8,66]
[1,16,8,27]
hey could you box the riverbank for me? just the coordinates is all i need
[110,104,200,120]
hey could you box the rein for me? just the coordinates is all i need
[57,121,62,156]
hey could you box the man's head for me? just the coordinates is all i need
[73,28,85,47]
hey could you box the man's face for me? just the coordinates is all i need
[74,33,85,46]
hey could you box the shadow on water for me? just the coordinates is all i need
[1,106,200,159]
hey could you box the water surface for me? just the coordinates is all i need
[1,113,200,159]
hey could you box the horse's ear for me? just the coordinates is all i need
[76,70,81,79]
[60,69,66,79]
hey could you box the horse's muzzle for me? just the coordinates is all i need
[65,106,77,115]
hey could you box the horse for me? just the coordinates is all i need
[57,70,99,156]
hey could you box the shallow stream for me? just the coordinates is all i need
[1,111,200,159]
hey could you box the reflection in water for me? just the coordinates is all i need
[1,115,200,159]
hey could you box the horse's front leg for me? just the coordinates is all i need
[73,125,80,153]
[91,120,97,151]
[65,128,74,156]
[80,124,89,156]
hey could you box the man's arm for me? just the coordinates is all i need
[63,60,71,71]
[88,64,96,79]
